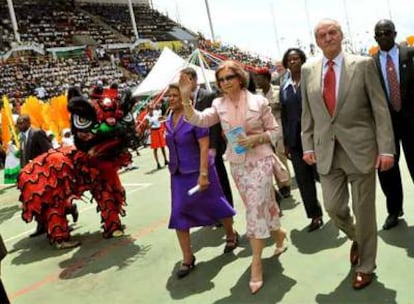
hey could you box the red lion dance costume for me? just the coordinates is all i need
[18,86,140,249]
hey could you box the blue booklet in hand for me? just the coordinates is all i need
[225,126,247,154]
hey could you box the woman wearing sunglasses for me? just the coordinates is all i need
[179,60,288,294]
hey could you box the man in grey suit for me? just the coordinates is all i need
[301,19,395,289]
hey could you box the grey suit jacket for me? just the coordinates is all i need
[301,54,395,175]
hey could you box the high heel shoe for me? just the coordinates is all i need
[274,229,288,257]
[176,255,196,279]
[249,280,263,294]
[223,231,239,253]
[250,258,263,294]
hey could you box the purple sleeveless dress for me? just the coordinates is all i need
[166,114,235,230]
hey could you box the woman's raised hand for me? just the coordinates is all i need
[178,73,193,101]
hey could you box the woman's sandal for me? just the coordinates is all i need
[249,280,264,294]
[274,229,288,257]
[249,259,263,294]
[274,245,288,257]
[176,255,196,279]
[223,231,239,253]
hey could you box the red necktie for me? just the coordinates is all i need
[386,54,401,112]
[323,60,336,116]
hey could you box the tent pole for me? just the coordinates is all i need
[196,49,212,93]
[204,0,216,41]
[128,0,140,41]
[7,0,20,43]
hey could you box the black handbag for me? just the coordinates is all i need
[0,235,7,262]
[0,235,10,304]
[0,280,10,304]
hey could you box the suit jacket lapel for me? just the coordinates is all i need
[26,129,33,155]
[374,53,388,96]
[399,45,409,95]
[166,112,185,138]
[334,55,356,117]
[166,113,174,134]
[173,113,186,134]
[312,60,331,117]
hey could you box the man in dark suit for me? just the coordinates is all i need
[16,114,52,168]
[16,114,78,237]
[180,67,234,208]
[301,18,395,289]
[373,19,414,230]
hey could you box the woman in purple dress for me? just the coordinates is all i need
[166,84,238,279]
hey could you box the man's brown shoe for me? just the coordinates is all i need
[350,241,359,266]
[353,272,373,289]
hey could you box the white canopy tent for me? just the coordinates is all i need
[132,47,216,97]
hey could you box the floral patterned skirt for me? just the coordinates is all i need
[230,155,281,239]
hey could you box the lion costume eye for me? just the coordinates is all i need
[73,114,93,129]
[123,112,133,123]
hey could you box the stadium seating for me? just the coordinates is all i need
[0,1,273,104]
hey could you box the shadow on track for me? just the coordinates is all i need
[213,257,296,304]
[290,220,347,254]
[315,270,397,304]
[9,229,147,280]
[59,231,148,279]
[0,204,20,225]
[378,219,414,258]
[166,253,238,300]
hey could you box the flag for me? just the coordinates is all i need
[1,95,19,149]
[20,96,45,129]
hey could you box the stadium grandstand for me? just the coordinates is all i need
[0,0,273,105]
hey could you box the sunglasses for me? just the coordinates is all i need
[375,30,394,37]
[218,74,238,83]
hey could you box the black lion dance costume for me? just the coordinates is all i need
[18,86,140,249]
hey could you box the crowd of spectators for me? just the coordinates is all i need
[0,0,126,53]
[79,3,178,42]
[0,23,14,56]
[1,0,191,55]
[118,49,161,76]
[1,54,125,103]
[1,1,275,105]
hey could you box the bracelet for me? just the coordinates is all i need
[200,171,208,177]
[259,135,264,144]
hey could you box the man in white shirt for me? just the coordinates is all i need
[145,106,168,169]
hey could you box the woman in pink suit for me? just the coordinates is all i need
[179,61,288,294]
